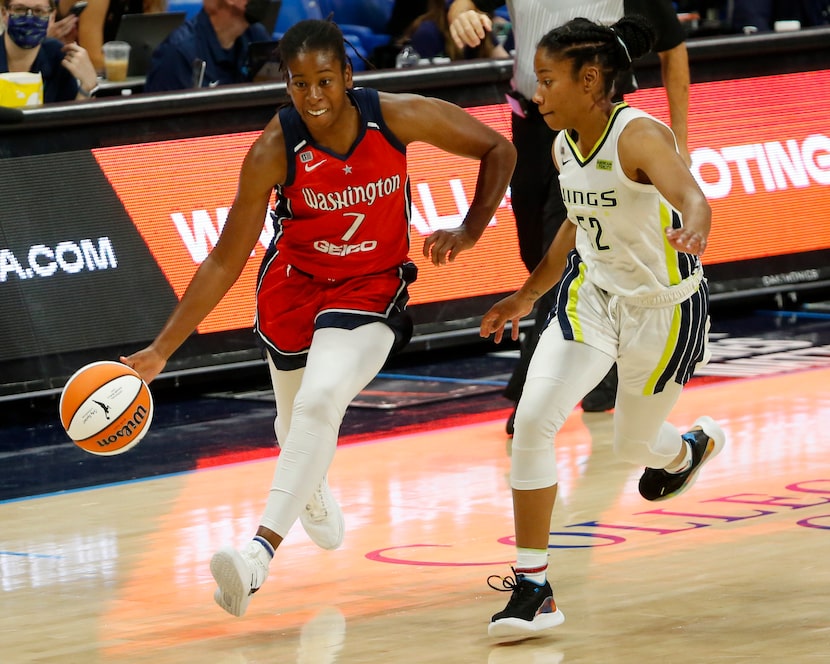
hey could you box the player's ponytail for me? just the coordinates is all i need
[537,15,656,97]
[609,15,656,66]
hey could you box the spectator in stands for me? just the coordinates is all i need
[55,0,166,73]
[403,0,509,61]
[143,0,269,92]
[1,0,99,102]
[385,0,428,41]
[47,5,78,43]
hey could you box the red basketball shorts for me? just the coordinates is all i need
[255,260,417,370]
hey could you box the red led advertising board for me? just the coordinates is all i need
[90,70,830,336]
[628,69,830,267]
[1,69,828,395]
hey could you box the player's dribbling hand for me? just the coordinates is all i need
[120,347,167,384]
[479,293,533,344]
[422,227,477,266]
[665,227,708,255]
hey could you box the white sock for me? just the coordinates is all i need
[239,537,273,590]
[665,439,692,474]
[251,535,275,560]
[515,547,548,585]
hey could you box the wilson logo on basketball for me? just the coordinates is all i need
[60,361,155,456]
[92,403,150,450]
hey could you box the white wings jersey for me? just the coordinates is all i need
[553,103,701,298]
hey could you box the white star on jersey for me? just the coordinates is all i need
[343,165,353,174]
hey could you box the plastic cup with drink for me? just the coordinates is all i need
[102,41,131,82]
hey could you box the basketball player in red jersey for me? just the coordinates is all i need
[121,18,516,617]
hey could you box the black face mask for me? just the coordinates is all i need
[244,0,270,25]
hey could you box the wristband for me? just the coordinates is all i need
[77,83,100,98]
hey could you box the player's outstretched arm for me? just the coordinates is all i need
[122,119,288,383]
[480,221,576,343]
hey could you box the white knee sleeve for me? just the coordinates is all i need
[260,323,394,536]
[510,323,614,491]
[510,437,559,490]
[613,384,684,468]
[268,360,304,445]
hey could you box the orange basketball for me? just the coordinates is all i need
[59,361,154,456]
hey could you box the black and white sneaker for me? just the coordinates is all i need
[639,416,725,501]
[487,569,565,638]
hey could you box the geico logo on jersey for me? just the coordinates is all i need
[692,133,830,199]
[0,237,117,283]
[314,239,378,255]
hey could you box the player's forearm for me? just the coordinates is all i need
[462,141,517,240]
[151,254,245,359]
[518,222,575,302]
[659,43,690,156]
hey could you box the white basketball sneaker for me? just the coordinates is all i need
[300,476,345,550]
[211,539,271,617]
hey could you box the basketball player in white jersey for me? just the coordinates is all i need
[449,0,691,428]
[479,15,725,637]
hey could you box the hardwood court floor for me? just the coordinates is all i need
[2,366,829,663]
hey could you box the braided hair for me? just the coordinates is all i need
[536,15,656,98]
[278,19,349,73]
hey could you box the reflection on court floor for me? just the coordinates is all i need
[1,367,829,663]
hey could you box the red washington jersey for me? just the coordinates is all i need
[265,87,411,281]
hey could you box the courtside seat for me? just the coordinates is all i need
[318,0,393,33]
[341,31,370,71]
[318,0,393,61]
[338,23,391,53]
[274,0,393,70]
[275,0,324,34]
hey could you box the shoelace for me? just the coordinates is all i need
[487,567,520,592]
[305,487,328,520]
